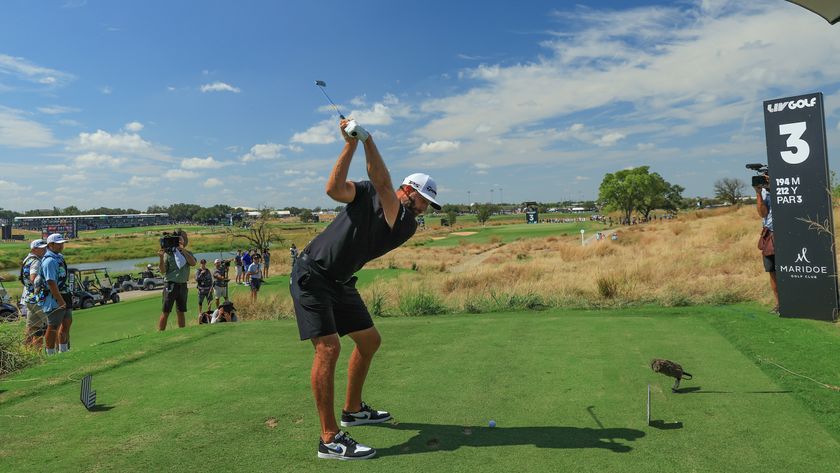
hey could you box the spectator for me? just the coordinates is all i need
[755,172,779,314]
[245,253,262,301]
[210,301,238,324]
[290,243,298,267]
[38,233,71,354]
[158,230,197,331]
[20,239,48,347]
[234,250,243,284]
[263,248,271,278]
[212,258,230,309]
[241,250,253,285]
[195,259,213,314]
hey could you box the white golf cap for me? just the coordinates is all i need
[402,173,441,210]
[214,259,221,263]
[30,239,48,249]
[46,233,68,244]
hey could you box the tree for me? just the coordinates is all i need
[441,204,459,226]
[713,178,747,205]
[599,166,683,221]
[475,204,496,225]
[226,214,284,252]
[299,209,316,223]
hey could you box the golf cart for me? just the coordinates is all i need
[118,265,165,292]
[67,268,121,309]
[0,277,20,322]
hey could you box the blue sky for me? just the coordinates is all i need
[2,0,840,211]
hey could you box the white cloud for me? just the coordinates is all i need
[0,107,55,148]
[128,176,155,187]
[164,169,198,180]
[201,82,241,93]
[575,176,590,181]
[0,54,74,88]
[181,156,228,169]
[291,120,336,145]
[38,105,80,115]
[204,177,223,188]
[595,132,626,147]
[73,152,126,168]
[124,121,144,132]
[100,86,112,95]
[70,129,173,163]
[0,179,30,192]
[417,140,461,153]
[239,142,299,162]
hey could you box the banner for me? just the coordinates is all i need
[763,92,838,321]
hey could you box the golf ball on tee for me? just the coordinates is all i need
[489,420,496,428]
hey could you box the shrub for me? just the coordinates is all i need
[398,292,447,316]
[595,274,621,299]
[0,322,43,377]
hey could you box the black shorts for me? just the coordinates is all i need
[763,254,775,273]
[198,290,212,305]
[290,256,373,340]
[162,282,188,313]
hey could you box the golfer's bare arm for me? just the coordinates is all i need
[325,121,358,203]
[755,187,769,218]
[158,249,166,274]
[362,136,399,229]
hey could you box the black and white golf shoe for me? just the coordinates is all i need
[340,401,392,427]
[317,431,376,460]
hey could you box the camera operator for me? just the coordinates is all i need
[213,258,230,308]
[754,171,779,314]
[157,230,197,331]
[195,259,213,314]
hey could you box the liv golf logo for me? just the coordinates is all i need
[778,247,828,279]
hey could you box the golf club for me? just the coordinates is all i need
[314,80,345,119]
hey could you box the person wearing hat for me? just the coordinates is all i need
[20,239,48,347]
[210,300,238,324]
[195,259,213,314]
[37,233,72,354]
[290,119,441,460]
[212,258,230,309]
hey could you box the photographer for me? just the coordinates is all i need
[195,259,213,314]
[754,171,779,314]
[213,258,230,308]
[157,230,197,331]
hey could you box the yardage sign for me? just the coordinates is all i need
[763,92,839,321]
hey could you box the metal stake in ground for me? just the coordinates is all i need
[80,374,96,410]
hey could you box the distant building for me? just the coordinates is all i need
[14,213,171,235]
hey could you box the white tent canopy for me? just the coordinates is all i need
[787,0,840,24]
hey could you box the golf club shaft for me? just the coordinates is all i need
[317,86,345,119]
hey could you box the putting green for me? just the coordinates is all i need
[1,305,838,471]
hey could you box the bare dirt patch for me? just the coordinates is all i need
[450,231,477,236]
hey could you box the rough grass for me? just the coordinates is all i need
[363,206,808,313]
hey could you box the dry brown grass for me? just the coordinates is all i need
[359,205,826,313]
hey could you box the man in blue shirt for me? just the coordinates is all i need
[755,173,778,313]
[38,233,72,355]
[241,250,252,285]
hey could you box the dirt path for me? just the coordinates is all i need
[448,244,506,273]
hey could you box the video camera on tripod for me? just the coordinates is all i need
[746,163,769,188]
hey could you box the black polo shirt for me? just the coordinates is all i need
[306,181,417,282]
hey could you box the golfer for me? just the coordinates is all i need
[290,119,440,460]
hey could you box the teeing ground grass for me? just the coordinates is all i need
[1,303,839,471]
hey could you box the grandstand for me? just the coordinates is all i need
[14,213,171,236]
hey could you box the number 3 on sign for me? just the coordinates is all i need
[779,122,809,164]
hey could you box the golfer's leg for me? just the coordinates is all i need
[158,312,169,331]
[344,326,381,412]
[311,334,341,442]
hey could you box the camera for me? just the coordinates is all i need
[746,163,769,188]
[344,120,369,142]
[160,231,182,252]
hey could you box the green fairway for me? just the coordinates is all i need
[416,220,610,247]
[1,303,838,472]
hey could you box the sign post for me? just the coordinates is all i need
[763,92,838,321]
